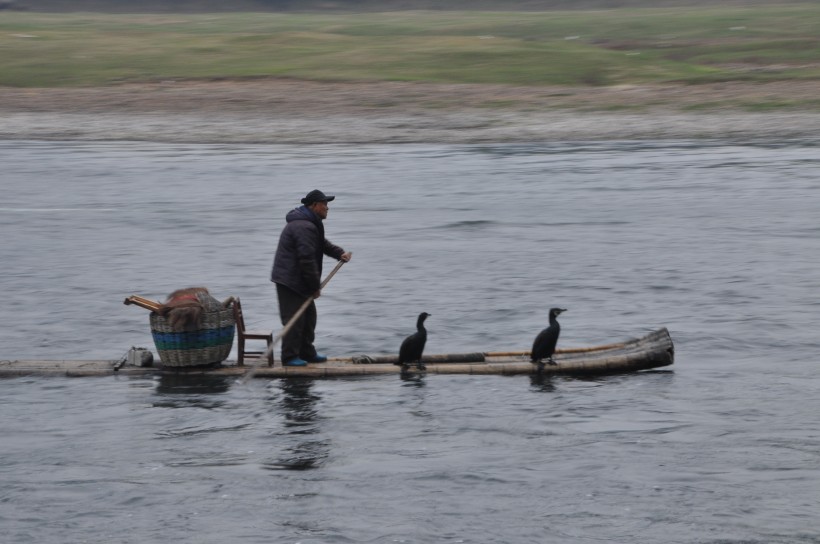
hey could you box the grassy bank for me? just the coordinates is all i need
[1,5,818,88]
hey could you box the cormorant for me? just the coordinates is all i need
[531,308,567,366]
[397,312,430,371]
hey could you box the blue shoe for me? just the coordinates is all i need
[284,358,308,367]
[306,353,328,363]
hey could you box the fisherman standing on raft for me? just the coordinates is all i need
[271,190,352,367]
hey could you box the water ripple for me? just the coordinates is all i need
[2,141,820,544]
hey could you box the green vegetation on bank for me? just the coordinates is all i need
[0,4,818,87]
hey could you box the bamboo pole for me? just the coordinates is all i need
[123,295,163,312]
[486,340,630,358]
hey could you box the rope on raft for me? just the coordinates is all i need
[351,352,487,365]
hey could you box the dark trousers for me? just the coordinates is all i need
[275,283,318,364]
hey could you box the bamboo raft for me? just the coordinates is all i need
[0,328,673,379]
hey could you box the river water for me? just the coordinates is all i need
[1,139,819,543]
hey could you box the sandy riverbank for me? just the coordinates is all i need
[2,80,819,143]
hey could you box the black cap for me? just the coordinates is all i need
[301,189,335,205]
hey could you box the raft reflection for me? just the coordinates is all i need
[155,373,233,395]
[152,373,233,409]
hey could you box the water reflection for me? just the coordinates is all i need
[280,377,320,430]
[155,373,233,395]
[529,373,556,392]
[399,373,427,387]
[152,373,233,409]
[265,378,330,470]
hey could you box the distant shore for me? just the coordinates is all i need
[2,80,819,143]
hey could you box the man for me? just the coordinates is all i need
[271,190,352,367]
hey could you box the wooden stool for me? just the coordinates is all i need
[232,297,274,366]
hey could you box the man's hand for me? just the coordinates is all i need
[340,252,352,262]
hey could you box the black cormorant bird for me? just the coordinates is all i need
[397,312,430,371]
[531,308,567,366]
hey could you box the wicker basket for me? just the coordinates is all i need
[150,292,235,367]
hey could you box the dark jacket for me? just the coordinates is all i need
[271,206,344,297]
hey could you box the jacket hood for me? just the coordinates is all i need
[285,205,318,224]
